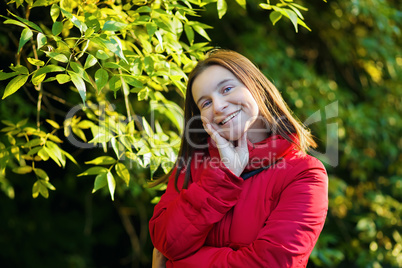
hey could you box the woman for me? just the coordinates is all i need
[149,49,328,267]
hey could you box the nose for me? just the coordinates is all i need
[212,97,227,114]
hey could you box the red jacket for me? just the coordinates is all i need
[149,135,328,267]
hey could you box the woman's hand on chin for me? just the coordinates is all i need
[204,123,249,177]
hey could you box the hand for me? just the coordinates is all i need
[152,248,167,268]
[204,123,249,176]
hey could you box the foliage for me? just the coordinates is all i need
[0,0,400,267]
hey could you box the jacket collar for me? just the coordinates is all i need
[207,134,298,173]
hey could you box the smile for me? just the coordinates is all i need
[219,110,241,125]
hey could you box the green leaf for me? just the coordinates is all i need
[78,166,108,176]
[138,87,150,101]
[38,181,49,198]
[9,65,29,74]
[32,0,51,8]
[27,58,45,66]
[84,54,97,69]
[109,75,121,93]
[102,20,128,32]
[297,18,311,31]
[284,9,298,32]
[37,32,47,49]
[32,181,40,198]
[46,119,60,129]
[8,12,43,33]
[12,166,33,174]
[2,75,28,99]
[0,71,18,81]
[259,3,272,10]
[115,162,130,186]
[60,8,87,33]
[106,171,115,201]
[56,74,71,84]
[38,148,50,161]
[68,71,86,103]
[235,0,246,9]
[3,19,27,28]
[32,65,65,85]
[146,22,157,37]
[45,141,66,167]
[92,172,107,193]
[184,24,194,45]
[34,168,49,180]
[121,75,143,88]
[144,56,154,74]
[18,28,33,52]
[270,11,282,26]
[85,156,116,165]
[45,51,69,63]
[52,21,63,36]
[23,138,43,148]
[192,24,211,41]
[217,0,227,19]
[95,69,108,92]
[50,4,60,22]
[95,50,109,60]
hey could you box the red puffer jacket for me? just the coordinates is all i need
[149,135,328,268]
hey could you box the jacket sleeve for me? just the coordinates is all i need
[149,162,244,260]
[169,157,328,268]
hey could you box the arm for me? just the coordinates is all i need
[170,159,328,268]
[149,163,244,260]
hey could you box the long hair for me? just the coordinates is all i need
[150,49,317,190]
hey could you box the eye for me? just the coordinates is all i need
[201,100,211,108]
[222,86,233,93]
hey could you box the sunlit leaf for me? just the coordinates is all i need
[2,75,28,99]
[270,11,282,26]
[46,119,60,129]
[8,12,43,33]
[95,68,108,92]
[27,58,45,66]
[102,20,128,31]
[115,162,130,186]
[84,54,97,69]
[18,28,33,52]
[37,32,47,49]
[92,172,107,193]
[45,51,69,63]
[12,166,33,174]
[3,19,27,28]
[78,166,108,176]
[95,50,109,60]
[56,74,71,84]
[50,4,60,22]
[34,168,49,180]
[235,0,246,9]
[106,171,115,200]
[85,156,116,165]
[217,0,227,19]
[68,71,86,103]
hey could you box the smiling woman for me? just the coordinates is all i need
[149,49,328,268]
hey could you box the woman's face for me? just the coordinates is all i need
[191,65,268,143]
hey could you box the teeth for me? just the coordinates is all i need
[220,110,240,125]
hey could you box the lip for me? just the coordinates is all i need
[217,110,241,125]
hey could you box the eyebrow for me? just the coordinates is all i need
[195,78,235,107]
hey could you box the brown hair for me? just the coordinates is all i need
[150,49,317,190]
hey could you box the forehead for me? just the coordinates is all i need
[191,65,237,96]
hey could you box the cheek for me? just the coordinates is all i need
[199,110,212,124]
